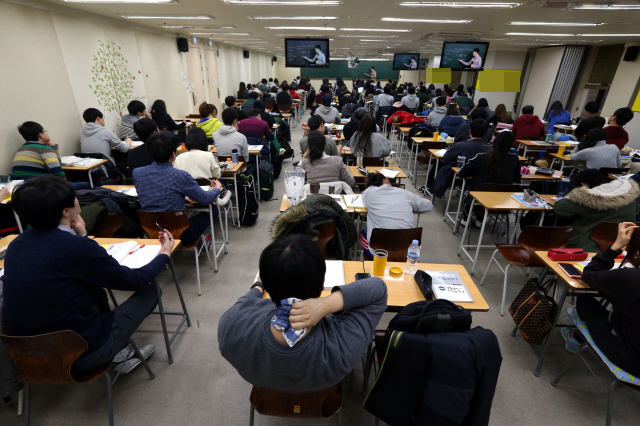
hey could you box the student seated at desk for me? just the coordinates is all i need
[299,132,354,186]
[224,96,248,121]
[401,86,420,111]
[605,107,634,150]
[375,85,395,108]
[218,234,387,391]
[488,103,514,127]
[133,131,222,246]
[121,100,150,141]
[196,102,222,138]
[11,121,62,180]
[569,128,621,169]
[238,82,249,100]
[80,108,132,166]
[454,108,492,144]
[554,169,639,252]
[470,98,493,122]
[127,118,158,177]
[456,87,475,111]
[213,108,249,160]
[438,105,466,136]
[3,175,174,375]
[394,86,405,103]
[574,101,606,141]
[242,92,260,115]
[511,105,546,148]
[360,173,433,258]
[299,115,341,156]
[350,114,391,158]
[252,99,275,129]
[427,96,447,128]
[315,94,342,125]
[458,132,521,226]
[238,109,274,143]
[150,99,187,135]
[545,101,571,133]
[562,222,640,377]
[174,127,221,179]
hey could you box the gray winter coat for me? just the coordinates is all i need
[427,107,447,127]
[213,125,249,159]
[401,94,420,110]
[80,122,129,165]
[314,105,342,125]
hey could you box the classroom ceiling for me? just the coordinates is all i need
[46,0,640,58]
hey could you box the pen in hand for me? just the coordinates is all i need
[156,223,173,241]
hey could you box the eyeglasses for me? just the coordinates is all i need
[42,130,48,133]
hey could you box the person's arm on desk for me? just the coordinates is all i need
[457,154,480,179]
[442,144,461,164]
[181,173,220,205]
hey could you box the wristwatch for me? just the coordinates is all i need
[251,282,264,293]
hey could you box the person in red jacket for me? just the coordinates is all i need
[511,105,546,148]
[604,107,634,150]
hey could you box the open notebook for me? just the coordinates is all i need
[324,260,346,290]
[104,241,161,269]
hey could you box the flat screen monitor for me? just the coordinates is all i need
[393,53,420,71]
[285,38,330,68]
[439,42,489,71]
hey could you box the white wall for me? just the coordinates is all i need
[217,45,275,101]
[276,61,300,85]
[520,46,565,118]
[474,50,528,115]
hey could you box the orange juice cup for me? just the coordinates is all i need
[558,146,566,157]
[372,249,388,276]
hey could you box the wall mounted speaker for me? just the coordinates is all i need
[623,46,639,62]
[177,37,189,53]
[273,56,277,62]
[243,50,250,59]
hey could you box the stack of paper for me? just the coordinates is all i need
[379,168,400,179]
[324,260,346,290]
[248,145,263,151]
[344,194,365,208]
[116,188,138,197]
[104,241,161,269]
[131,141,144,147]
[330,196,348,211]
[434,149,447,157]
[60,156,103,167]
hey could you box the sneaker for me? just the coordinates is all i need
[112,345,134,364]
[564,306,580,326]
[417,186,427,194]
[561,327,583,354]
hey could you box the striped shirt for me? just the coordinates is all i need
[12,142,65,178]
[120,114,139,140]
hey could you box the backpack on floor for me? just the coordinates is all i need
[259,161,275,201]
[385,299,472,348]
[237,176,259,226]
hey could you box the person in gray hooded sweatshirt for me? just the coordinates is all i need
[212,107,249,159]
[401,86,420,111]
[427,96,447,127]
[80,108,131,165]
[314,94,342,125]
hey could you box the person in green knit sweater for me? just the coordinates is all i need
[12,121,65,179]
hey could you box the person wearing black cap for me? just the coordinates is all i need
[253,99,274,129]
[314,93,341,125]
[344,107,366,142]
[299,115,341,156]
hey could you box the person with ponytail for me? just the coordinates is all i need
[299,131,355,186]
[359,173,433,258]
[545,100,571,132]
[196,102,222,138]
[350,114,391,157]
[570,127,621,169]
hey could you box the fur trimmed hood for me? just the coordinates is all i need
[568,178,640,211]
[271,204,307,240]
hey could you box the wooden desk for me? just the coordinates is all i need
[279,194,356,213]
[517,140,553,157]
[458,191,552,275]
[62,159,108,188]
[553,124,576,134]
[521,171,563,181]
[0,234,20,268]
[261,261,488,312]
[348,166,406,181]
[93,237,180,255]
[406,136,453,187]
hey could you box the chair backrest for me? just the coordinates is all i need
[363,157,384,167]
[420,141,448,156]
[480,183,522,193]
[96,211,123,238]
[589,222,640,252]
[303,182,354,195]
[250,383,342,419]
[278,104,292,113]
[315,219,337,258]
[517,226,574,266]
[138,210,190,240]
[599,167,628,177]
[370,228,423,262]
[0,330,99,384]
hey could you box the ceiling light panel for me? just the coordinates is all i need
[163,26,235,29]
[570,4,640,10]
[381,17,471,23]
[66,0,175,2]
[123,15,212,19]
[190,32,251,35]
[250,16,338,19]
[400,1,519,8]
[265,26,336,30]
[224,0,342,4]
[341,28,411,32]
[510,21,603,26]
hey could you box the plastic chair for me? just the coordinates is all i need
[480,225,574,316]
[369,228,423,262]
[249,383,342,426]
[138,210,214,296]
[0,330,154,426]
[551,321,640,426]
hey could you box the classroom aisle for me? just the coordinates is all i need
[1,116,637,426]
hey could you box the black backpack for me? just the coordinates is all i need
[385,299,472,348]
[237,176,259,226]
[259,161,275,201]
[407,125,434,150]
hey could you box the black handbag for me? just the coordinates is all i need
[414,270,433,300]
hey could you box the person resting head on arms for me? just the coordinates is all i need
[218,234,387,390]
[299,131,355,187]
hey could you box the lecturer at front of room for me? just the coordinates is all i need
[404,57,417,70]
[459,48,482,70]
[304,45,327,67]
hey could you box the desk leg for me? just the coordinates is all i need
[430,159,440,202]
[88,170,94,188]
[458,199,475,257]
[256,156,261,200]
[154,277,173,364]
[469,208,489,276]
[234,174,241,229]
[209,205,218,273]
[424,155,434,194]
[444,176,457,219]
[412,143,420,187]
[538,211,546,226]
[13,210,23,233]
[453,180,466,235]
[534,284,569,377]
[511,210,524,243]
[522,145,528,158]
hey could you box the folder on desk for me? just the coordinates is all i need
[344,195,365,208]
[434,149,447,157]
[378,168,400,179]
[104,241,161,269]
[248,145,263,151]
[425,270,474,303]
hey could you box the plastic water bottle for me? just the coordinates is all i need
[557,177,570,199]
[405,240,421,274]
[545,132,552,143]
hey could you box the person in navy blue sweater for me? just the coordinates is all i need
[3,176,174,375]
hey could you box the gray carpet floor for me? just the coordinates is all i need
[1,114,638,426]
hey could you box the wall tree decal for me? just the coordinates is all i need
[89,40,144,117]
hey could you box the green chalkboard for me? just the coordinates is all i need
[301,60,399,80]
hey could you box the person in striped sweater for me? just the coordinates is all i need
[120,100,150,141]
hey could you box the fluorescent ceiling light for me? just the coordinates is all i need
[360,39,412,42]
[341,28,411,32]
[265,26,336,30]
[510,21,603,26]
[123,15,211,19]
[66,0,175,2]
[506,32,576,36]
[571,4,640,10]
[508,32,640,37]
[224,0,342,4]
[338,35,399,38]
[582,34,640,37]
[381,17,471,24]
[163,26,235,29]
[190,32,251,35]
[250,16,338,20]
[381,53,394,56]
[400,1,519,8]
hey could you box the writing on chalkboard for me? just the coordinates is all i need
[440,42,489,71]
[285,38,330,68]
